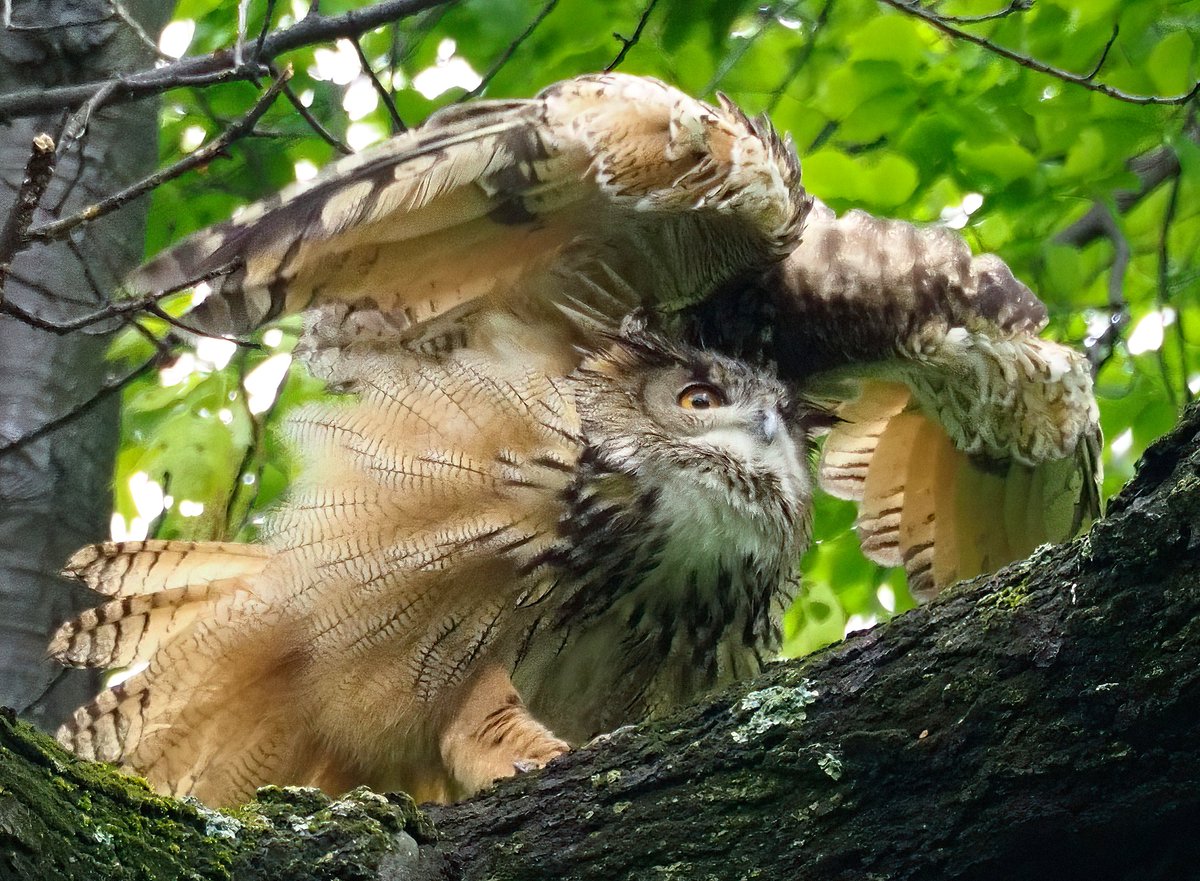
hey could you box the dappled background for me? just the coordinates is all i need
[106,0,1198,657]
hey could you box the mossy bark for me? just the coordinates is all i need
[4,403,1199,881]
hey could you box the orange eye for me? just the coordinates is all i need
[677,383,727,410]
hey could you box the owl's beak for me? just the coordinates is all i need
[756,408,781,444]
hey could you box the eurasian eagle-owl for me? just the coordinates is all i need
[50,72,1099,805]
[52,323,816,805]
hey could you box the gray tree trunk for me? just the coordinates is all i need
[0,0,170,728]
[2,401,1198,881]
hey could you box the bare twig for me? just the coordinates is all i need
[0,260,241,335]
[1085,203,1130,375]
[766,0,834,113]
[606,0,660,72]
[108,0,168,59]
[26,68,293,244]
[58,81,119,159]
[881,0,1200,105]
[235,0,250,65]
[1157,171,1190,403]
[253,0,280,63]
[277,77,353,154]
[0,62,271,122]
[144,302,262,348]
[0,0,455,121]
[931,0,1030,23]
[0,353,161,457]
[0,134,57,302]
[702,2,800,96]
[1084,24,1120,81]
[352,38,407,132]
[461,0,559,100]
[1056,144,1187,248]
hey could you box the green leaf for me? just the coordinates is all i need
[1148,30,1196,95]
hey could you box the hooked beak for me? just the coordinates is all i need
[756,408,781,444]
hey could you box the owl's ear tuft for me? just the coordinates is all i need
[579,321,686,379]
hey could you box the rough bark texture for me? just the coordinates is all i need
[2,402,1198,880]
[0,0,169,727]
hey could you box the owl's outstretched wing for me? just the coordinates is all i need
[51,339,584,807]
[131,72,805,363]
[48,540,327,804]
[766,201,1100,598]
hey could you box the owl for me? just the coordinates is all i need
[52,72,1100,806]
[51,322,816,805]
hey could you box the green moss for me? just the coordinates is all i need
[1,711,435,881]
[0,710,236,880]
[228,785,433,880]
[590,769,622,788]
[987,579,1031,612]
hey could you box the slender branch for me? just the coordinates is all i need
[0,354,161,458]
[766,0,834,113]
[25,68,293,245]
[144,303,262,349]
[107,0,167,59]
[0,261,241,336]
[253,0,280,64]
[278,78,353,154]
[1056,145,1185,248]
[352,37,407,132]
[702,2,801,96]
[605,0,660,72]
[1085,203,1130,375]
[0,134,57,303]
[461,0,559,100]
[0,62,271,122]
[1157,171,1190,403]
[880,0,1200,105]
[932,0,1030,23]
[0,0,455,121]
[1084,24,1120,81]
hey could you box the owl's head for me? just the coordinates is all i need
[571,322,816,536]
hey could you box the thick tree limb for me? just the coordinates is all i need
[3,402,1199,880]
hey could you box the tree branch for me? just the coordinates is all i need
[0,0,455,121]
[4,401,1200,879]
[880,0,1200,105]
[24,68,292,245]
[352,37,406,133]
[461,0,559,100]
[0,134,56,302]
[1056,145,1185,249]
[605,0,660,73]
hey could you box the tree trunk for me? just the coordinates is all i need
[0,0,169,727]
[3,401,1198,881]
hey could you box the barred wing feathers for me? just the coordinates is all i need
[130,73,805,352]
[772,202,1101,597]
[51,342,583,807]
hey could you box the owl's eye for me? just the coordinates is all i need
[677,383,727,410]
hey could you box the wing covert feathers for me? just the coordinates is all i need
[129,73,806,341]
